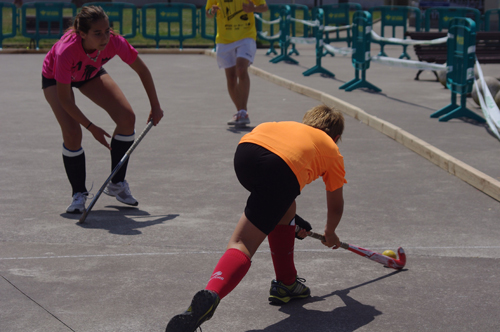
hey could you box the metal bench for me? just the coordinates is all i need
[405,31,500,80]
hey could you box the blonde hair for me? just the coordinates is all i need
[302,105,344,141]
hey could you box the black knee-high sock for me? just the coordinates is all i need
[110,133,135,184]
[62,144,87,196]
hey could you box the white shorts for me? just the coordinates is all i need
[216,38,257,69]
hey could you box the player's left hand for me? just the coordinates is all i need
[242,1,256,13]
[148,106,164,126]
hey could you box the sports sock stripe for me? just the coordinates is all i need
[113,132,135,142]
[62,144,84,157]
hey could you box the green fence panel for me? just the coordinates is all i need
[339,10,380,92]
[84,2,137,39]
[0,2,17,49]
[21,2,76,50]
[484,9,500,31]
[302,8,335,77]
[268,5,296,64]
[424,7,481,32]
[431,17,484,122]
[256,4,310,56]
[288,4,310,56]
[369,6,421,59]
[257,4,285,56]
[200,7,216,48]
[141,3,196,49]
[321,3,361,49]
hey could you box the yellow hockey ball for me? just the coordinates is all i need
[382,250,397,259]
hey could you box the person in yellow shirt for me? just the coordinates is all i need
[165,105,346,332]
[205,0,268,126]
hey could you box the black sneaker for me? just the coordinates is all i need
[268,277,311,305]
[165,290,220,332]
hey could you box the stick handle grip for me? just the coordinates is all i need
[78,121,154,224]
[305,230,349,249]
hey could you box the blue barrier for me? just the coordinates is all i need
[431,18,484,122]
[424,7,481,32]
[141,3,196,49]
[339,10,380,92]
[321,3,361,49]
[483,9,500,31]
[268,5,296,64]
[21,2,76,50]
[288,4,310,56]
[369,6,421,59]
[0,2,17,50]
[84,2,138,39]
[302,8,334,77]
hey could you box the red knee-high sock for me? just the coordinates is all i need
[268,224,297,285]
[205,248,251,299]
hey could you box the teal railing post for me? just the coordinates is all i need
[302,8,334,77]
[141,3,196,50]
[21,2,76,50]
[320,3,361,56]
[369,6,421,59]
[0,2,17,50]
[339,11,381,92]
[288,4,309,56]
[84,2,137,39]
[269,5,296,64]
[431,18,484,122]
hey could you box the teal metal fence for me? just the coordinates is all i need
[141,3,196,49]
[85,2,138,39]
[21,2,76,50]
[0,2,17,49]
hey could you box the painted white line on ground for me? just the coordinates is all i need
[1,246,500,261]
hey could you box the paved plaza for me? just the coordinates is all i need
[1,39,500,332]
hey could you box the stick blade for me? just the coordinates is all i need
[78,209,88,224]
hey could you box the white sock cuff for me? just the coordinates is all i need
[62,144,84,157]
[113,132,135,142]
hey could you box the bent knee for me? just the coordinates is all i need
[115,109,136,129]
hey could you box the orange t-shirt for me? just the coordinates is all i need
[239,122,347,192]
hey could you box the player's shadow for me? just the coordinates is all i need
[246,270,404,332]
[227,126,255,134]
[62,207,179,235]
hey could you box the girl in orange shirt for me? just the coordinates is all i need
[166,105,346,332]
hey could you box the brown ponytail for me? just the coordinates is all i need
[63,5,109,41]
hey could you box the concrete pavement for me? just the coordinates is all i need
[1,41,500,332]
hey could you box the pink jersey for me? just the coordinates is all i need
[42,31,138,84]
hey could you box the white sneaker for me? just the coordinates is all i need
[227,111,250,126]
[103,180,138,206]
[66,192,87,214]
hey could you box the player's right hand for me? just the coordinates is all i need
[209,5,219,16]
[322,230,341,249]
[89,124,111,150]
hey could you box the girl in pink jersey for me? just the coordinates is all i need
[42,6,164,214]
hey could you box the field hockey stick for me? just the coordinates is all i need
[78,121,154,224]
[296,226,407,270]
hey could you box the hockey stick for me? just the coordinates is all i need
[297,226,406,270]
[78,121,154,224]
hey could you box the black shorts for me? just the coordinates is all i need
[234,143,301,235]
[41,68,107,89]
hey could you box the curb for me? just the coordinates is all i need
[244,62,500,202]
